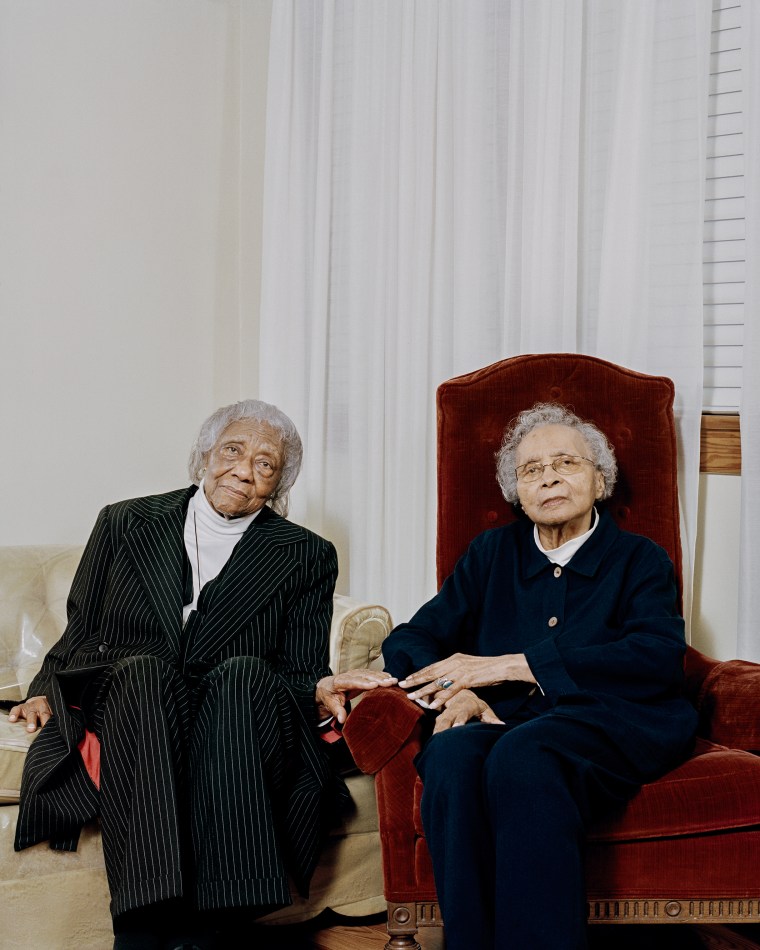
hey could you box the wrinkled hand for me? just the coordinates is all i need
[399,652,535,709]
[315,669,398,724]
[8,696,52,733]
[431,688,504,734]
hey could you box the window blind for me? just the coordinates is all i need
[704,0,745,412]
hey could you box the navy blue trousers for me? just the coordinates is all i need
[416,713,643,950]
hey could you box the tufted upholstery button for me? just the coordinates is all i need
[548,616,558,627]
[617,506,631,520]
[486,510,498,523]
[554,566,562,578]
[549,386,562,400]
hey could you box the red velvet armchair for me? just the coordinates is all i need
[343,354,760,949]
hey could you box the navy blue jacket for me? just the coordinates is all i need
[383,509,698,779]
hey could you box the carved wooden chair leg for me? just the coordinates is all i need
[385,902,423,950]
[385,937,422,950]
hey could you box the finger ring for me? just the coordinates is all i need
[438,678,454,689]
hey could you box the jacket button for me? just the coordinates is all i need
[554,566,562,578]
[548,617,558,628]
[98,643,107,653]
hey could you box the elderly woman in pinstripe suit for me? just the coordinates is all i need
[10,399,395,950]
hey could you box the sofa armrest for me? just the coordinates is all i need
[329,594,392,676]
[343,686,426,775]
[0,545,84,703]
[697,658,760,752]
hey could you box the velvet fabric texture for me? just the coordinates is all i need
[343,354,760,935]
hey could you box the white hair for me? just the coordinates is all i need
[187,399,303,517]
[495,403,618,504]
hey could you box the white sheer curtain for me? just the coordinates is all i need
[737,3,760,662]
[260,0,709,627]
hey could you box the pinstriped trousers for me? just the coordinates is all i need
[83,654,314,918]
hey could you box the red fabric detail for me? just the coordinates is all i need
[683,646,720,707]
[589,739,760,841]
[77,728,101,790]
[343,687,425,775]
[587,829,760,898]
[697,660,760,752]
[318,722,344,745]
[413,837,437,899]
[683,647,719,687]
[413,776,424,837]
[374,732,425,899]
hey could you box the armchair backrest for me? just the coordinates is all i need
[436,354,683,603]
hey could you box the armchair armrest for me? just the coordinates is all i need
[343,687,425,774]
[697,658,760,752]
[343,686,433,902]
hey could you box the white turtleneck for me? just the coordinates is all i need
[182,481,260,622]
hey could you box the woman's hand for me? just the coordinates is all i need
[399,652,536,709]
[431,689,504,734]
[315,669,398,724]
[8,696,53,733]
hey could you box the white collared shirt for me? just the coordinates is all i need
[534,506,600,566]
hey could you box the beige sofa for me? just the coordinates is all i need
[0,545,391,950]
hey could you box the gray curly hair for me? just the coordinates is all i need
[495,403,617,504]
[188,399,303,517]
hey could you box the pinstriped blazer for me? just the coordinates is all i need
[15,485,338,854]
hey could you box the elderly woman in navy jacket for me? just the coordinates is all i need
[383,403,697,950]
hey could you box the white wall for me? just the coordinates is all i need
[692,473,742,660]
[0,0,271,544]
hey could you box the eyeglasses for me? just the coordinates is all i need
[515,455,595,483]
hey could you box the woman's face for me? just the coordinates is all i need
[515,424,605,538]
[203,419,284,518]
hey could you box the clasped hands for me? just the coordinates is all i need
[398,652,536,734]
